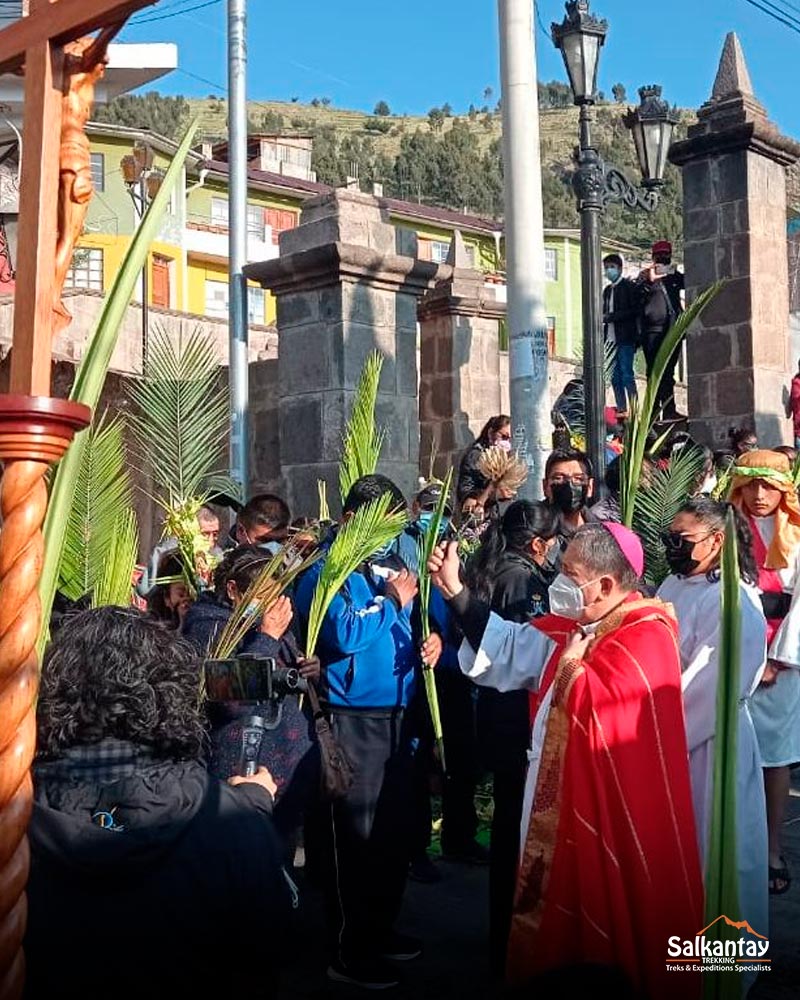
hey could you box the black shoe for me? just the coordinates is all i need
[327,958,401,990]
[442,840,490,865]
[381,931,423,962]
[408,853,442,884]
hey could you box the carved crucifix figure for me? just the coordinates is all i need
[54,23,123,333]
[0,3,157,997]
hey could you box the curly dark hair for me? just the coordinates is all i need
[37,606,205,760]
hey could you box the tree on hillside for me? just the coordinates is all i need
[483,86,493,102]
[374,100,391,116]
[428,107,445,131]
[311,97,321,107]
[442,102,453,117]
[612,83,627,104]
[94,93,191,140]
[538,80,572,109]
[468,104,477,121]
[321,97,332,107]
[260,110,284,133]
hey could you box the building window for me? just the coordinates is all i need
[90,152,104,193]
[546,316,556,355]
[430,240,450,264]
[205,278,229,318]
[265,208,298,245]
[211,197,229,229]
[248,286,265,325]
[66,248,103,291]
[247,204,265,240]
[545,248,558,281]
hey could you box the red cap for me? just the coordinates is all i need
[652,240,672,256]
[601,521,645,579]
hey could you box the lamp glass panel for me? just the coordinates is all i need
[642,121,664,183]
[581,34,600,98]
[561,32,588,100]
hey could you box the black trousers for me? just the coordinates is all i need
[305,708,413,965]
[641,327,679,417]
[488,762,527,979]
[409,670,479,857]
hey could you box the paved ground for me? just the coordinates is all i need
[278,770,800,999]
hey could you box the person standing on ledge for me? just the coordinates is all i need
[602,253,640,419]
[637,239,685,421]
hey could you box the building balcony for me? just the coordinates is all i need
[185,214,279,265]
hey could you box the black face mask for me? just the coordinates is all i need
[662,532,700,576]
[550,481,588,515]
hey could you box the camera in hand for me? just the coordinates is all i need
[203,654,311,781]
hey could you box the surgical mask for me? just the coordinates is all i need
[699,475,717,496]
[605,267,620,283]
[548,572,600,620]
[496,438,512,453]
[544,540,563,572]
[550,481,588,515]
[257,540,283,557]
[662,532,700,577]
[417,511,451,536]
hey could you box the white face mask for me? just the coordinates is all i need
[496,438,512,453]
[548,572,601,620]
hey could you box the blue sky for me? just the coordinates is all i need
[119,0,800,137]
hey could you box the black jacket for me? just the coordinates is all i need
[26,750,291,999]
[475,551,556,773]
[602,277,640,347]
[638,270,684,334]
[457,441,490,503]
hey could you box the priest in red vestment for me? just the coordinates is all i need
[428,521,703,999]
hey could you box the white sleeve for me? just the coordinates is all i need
[769,559,800,668]
[458,612,556,692]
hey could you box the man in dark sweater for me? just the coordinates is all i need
[602,253,640,417]
[637,239,685,420]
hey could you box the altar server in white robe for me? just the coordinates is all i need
[658,498,768,946]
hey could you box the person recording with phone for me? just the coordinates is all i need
[637,238,685,421]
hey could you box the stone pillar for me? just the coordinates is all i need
[244,189,437,514]
[418,232,506,478]
[670,33,800,446]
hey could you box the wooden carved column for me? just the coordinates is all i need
[0,397,89,998]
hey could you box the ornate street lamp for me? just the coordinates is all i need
[120,142,161,371]
[551,0,676,489]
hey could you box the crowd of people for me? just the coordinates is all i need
[22,402,800,999]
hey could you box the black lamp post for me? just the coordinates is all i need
[552,0,679,489]
[121,142,164,372]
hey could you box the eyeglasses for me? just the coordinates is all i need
[548,474,589,486]
[660,530,714,551]
[496,431,512,441]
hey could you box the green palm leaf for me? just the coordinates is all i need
[39,117,201,653]
[620,282,723,527]
[92,508,139,609]
[57,414,132,602]
[128,323,236,504]
[306,495,407,658]
[632,444,706,586]
[703,510,742,1000]
[339,350,386,503]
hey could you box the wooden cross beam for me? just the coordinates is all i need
[0,3,160,996]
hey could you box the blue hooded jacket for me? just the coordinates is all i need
[294,557,416,711]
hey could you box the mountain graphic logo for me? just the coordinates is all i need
[697,915,767,940]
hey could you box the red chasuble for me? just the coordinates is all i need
[507,597,704,1000]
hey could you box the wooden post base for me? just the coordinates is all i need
[0,396,90,999]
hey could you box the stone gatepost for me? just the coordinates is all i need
[417,231,507,478]
[244,189,437,515]
[669,33,800,446]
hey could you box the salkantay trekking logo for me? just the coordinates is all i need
[666,915,771,974]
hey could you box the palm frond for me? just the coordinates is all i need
[93,508,139,608]
[339,350,386,503]
[212,543,322,659]
[318,479,331,522]
[703,510,742,1000]
[631,445,706,586]
[620,282,723,526]
[477,447,528,495]
[306,495,407,657]
[128,324,234,504]
[58,414,133,602]
[416,467,454,771]
[39,117,201,654]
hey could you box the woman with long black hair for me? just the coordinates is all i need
[464,499,561,978]
[456,413,511,508]
[657,498,768,961]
